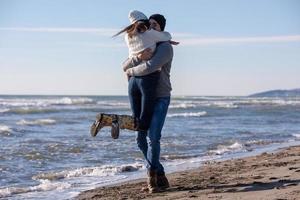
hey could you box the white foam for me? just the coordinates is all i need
[0,108,9,113]
[0,180,71,198]
[292,133,300,138]
[97,101,129,107]
[0,125,12,134]
[54,97,94,105]
[33,163,144,181]
[212,102,238,108]
[169,103,197,109]
[17,119,56,126]
[209,142,244,155]
[237,98,300,106]
[169,98,300,109]
[169,100,240,109]
[0,97,94,108]
[245,140,272,146]
[65,165,118,178]
[167,111,207,118]
[2,164,140,198]
[0,99,36,107]
[31,179,71,191]
[66,163,143,177]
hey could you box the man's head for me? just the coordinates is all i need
[149,14,166,32]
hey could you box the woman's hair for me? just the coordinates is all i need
[113,20,150,38]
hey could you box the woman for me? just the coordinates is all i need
[114,10,172,132]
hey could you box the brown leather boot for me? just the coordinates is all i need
[147,170,159,193]
[157,173,170,189]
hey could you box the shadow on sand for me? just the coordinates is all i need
[168,179,300,193]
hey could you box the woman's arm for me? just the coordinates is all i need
[147,29,172,43]
[126,42,173,76]
[122,56,141,72]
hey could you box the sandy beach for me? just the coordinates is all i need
[77,145,300,200]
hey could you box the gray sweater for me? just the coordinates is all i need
[122,42,173,97]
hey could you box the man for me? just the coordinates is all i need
[123,14,174,193]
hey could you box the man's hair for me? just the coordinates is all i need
[149,14,166,31]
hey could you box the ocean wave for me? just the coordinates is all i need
[208,98,300,107]
[167,111,207,118]
[0,125,12,135]
[212,102,238,108]
[292,133,300,139]
[53,97,94,105]
[33,163,144,181]
[0,108,10,113]
[169,103,198,109]
[209,140,277,156]
[169,98,300,109]
[169,100,239,109]
[236,98,300,106]
[208,142,244,155]
[9,107,58,114]
[0,99,37,107]
[0,97,94,107]
[0,179,71,198]
[17,119,56,126]
[244,140,273,146]
[97,101,129,107]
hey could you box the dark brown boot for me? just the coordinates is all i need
[147,170,159,193]
[157,173,170,189]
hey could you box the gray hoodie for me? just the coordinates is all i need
[122,42,173,97]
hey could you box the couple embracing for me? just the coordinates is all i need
[89,9,177,193]
[115,10,177,193]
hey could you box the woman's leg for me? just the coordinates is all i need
[138,72,160,130]
[128,77,141,119]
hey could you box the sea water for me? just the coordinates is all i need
[1,95,300,199]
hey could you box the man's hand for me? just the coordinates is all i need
[137,48,153,61]
[170,40,180,45]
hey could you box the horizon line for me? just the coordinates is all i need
[0,93,248,97]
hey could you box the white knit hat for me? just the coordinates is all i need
[128,10,147,24]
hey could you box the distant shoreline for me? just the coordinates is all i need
[249,88,300,97]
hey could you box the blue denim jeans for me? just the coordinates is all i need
[136,96,170,175]
[128,72,160,130]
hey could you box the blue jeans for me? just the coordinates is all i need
[128,72,160,130]
[136,96,170,175]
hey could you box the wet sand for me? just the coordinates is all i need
[77,146,300,200]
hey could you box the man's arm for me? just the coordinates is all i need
[126,42,173,76]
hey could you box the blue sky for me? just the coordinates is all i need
[0,0,299,96]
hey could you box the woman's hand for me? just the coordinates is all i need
[125,68,133,80]
[125,72,130,81]
[138,48,153,61]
